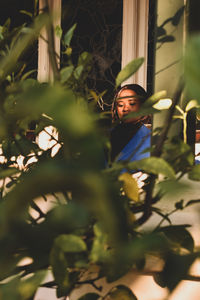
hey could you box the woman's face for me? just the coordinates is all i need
[116,89,141,123]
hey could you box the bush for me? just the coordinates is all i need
[0,6,200,300]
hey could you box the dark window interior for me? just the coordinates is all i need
[0,0,37,77]
[61,0,123,106]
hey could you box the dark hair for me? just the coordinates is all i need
[112,84,148,121]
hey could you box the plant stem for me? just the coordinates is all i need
[153,80,184,158]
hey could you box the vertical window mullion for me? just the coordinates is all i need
[38,0,61,82]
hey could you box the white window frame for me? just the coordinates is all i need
[38,0,61,82]
[122,0,149,89]
[38,0,149,88]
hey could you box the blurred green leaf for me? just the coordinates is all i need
[185,99,199,112]
[54,234,87,253]
[0,270,46,300]
[119,172,139,201]
[116,57,144,87]
[20,10,33,18]
[90,222,109,263]
[0,13,49,81]
[21,69,37,81]
[184,35,200,104]
[60,65,74,83]
[78,51,92,66]
[188,164,200,181]
[123,106,159,121]
[50,246,71,297]
[157,179,190,197]
[0,167,19,179]
[128,157,176,179]
[55,25,62,38]
[162,137,194,173]
[143,90,167,107]
[44,203,90,235]
[102,253,133,283]
[74,65,84,80]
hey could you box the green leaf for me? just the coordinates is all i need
[143,90,167,107]
[54,234,87,253]
[50,247,71,297]
[123,106,159,121]
[45,203,89,234]
[90,222,109,263]
[0,271,46,300]
[78,293,100,300]
[64,23,77,47]
[60,65,74,83]
[0,167,20,179]
[78,51,92,66]
[104,285,138,300]
[0,13,49,80]
[18,270,47,299]
[157,179,190,197]
[118,172,139,201]
[21,69,37,81]
[162,136,194,173]
[184,36,200,104]
[185,99,199,112]
[115,57,144,87]
[127,157,176,179]
[55,25,62,38]
[20,10,33,18]
[188,164,200,181]
[74,65,84,79]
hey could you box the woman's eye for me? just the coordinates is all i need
[117,103,123,107]
[130,102,136,106]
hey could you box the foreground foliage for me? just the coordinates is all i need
[0,5,200,300]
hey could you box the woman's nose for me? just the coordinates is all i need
[123,103,130,111]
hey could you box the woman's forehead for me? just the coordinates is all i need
[118,89,137,97]
[116,90,139,101]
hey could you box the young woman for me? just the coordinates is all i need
[110,84,151,164]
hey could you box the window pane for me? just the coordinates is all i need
[61,0,123,104]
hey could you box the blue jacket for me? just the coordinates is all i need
[116,124,151,163]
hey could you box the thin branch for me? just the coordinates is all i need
[154,208,178,230]
[155,59,181,75]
